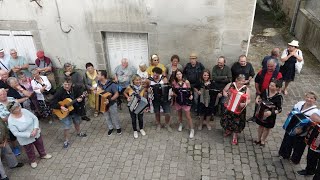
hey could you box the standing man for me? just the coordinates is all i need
[183,53,205,114]
[8,49,31,77]
[0,48,10,72]
[50,77,87,148]
[146,67,172,132]
[231,55,255,84]
[34,50,56,89]
[97,70,122,136]
[262,48,280,72]
[64,63,90,121]
[211,56,232,114]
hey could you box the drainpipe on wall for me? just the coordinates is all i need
[245,0,258,57]
[289,0,301,34]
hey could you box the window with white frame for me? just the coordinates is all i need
[0,30,37,63]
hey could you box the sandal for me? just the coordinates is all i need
[224,130,231,137]
[260,143,265,147]
[232,137,238,145]
[254,140,261,145]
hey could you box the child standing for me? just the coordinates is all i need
[124,74,147,138]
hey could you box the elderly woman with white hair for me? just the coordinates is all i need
[7,101,52,168]
[30,69,53,121]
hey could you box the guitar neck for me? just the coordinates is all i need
[65,93,85,107]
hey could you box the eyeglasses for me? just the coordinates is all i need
[153,59,159,61]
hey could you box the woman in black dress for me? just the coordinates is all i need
[280,40,303,95]
[254,79,283,146]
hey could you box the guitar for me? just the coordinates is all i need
[52,92,87,120]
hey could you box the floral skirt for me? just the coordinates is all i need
[220,109,246,133]
[38,100,52,118]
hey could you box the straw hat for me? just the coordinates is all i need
[288,40,299,47]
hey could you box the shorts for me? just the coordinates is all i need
[175,103,191,111]
[61,114,81,129]
[153,100,171,114]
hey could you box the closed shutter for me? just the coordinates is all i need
[0,30,37,63]
[105,32,149,74]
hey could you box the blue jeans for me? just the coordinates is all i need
[61,114,81,129]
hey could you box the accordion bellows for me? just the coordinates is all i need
[283,110,311,136]
[95,90,112,113]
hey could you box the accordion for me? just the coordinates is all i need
[200,88,220,107]
[283,110,311,136]
[255,100,275,121]
[151,84,172,102]
[127,94,149,114]
[305,124,320,151]
[95,90,112,113]
[175,88,192,106]
[224,88,248,114]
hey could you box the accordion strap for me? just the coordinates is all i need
[300,104,317,117]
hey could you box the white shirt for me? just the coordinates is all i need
[293,101,318,117]
[31,76,52,100]
[281,49,304,63]
[0,54,10,71]
[137,69,148,80]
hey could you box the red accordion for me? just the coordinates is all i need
[224,88,248,115]
[305,124,320,151]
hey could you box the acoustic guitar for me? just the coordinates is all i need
[53,92,87,120]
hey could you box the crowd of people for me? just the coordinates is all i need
[0,39,320,179]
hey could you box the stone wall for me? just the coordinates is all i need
[0,0,256,72]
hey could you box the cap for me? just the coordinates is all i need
[36,50,44,58]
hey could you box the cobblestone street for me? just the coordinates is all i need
[5,6,320,180]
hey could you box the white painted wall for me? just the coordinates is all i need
[0,0,256,70]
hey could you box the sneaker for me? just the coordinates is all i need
[178,123,183,132]
[133,131,138,138]
[63,141,69,148]
[140,129,146,136]
[189,129,194,139]
[166,125,173,133]
[207,124,212,131]
[108,129,113,136]
[81,116,91,121]
[30,162,37,168]
[41,154,52,159]
[156,124,161,131]
[297,169,315,176]
[12,147,21,156]
[117,128,122,135]
[11,162,24,169]
[77,132,87,137]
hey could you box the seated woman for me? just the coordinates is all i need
[30,69,53,123]
[17,72,41,116]
[7,101,52,168]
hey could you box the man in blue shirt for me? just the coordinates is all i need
[97,70,122,136]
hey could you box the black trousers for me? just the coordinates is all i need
[279,133,306,163]
[306,148,320,174]
[129,109,143,131]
